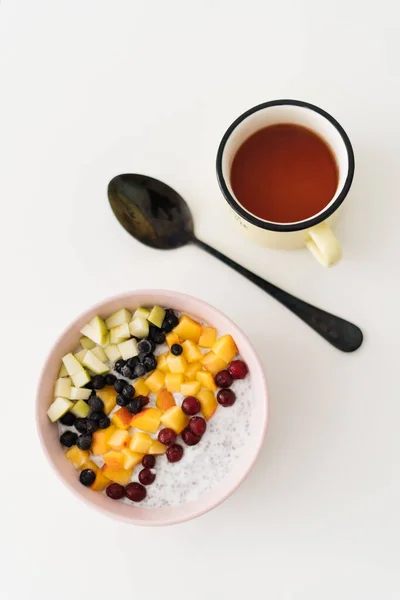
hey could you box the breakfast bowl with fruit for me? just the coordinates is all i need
[36,291,268,525]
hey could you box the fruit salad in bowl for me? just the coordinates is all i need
[36,291,268,525]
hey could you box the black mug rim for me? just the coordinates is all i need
[215,99,355,233]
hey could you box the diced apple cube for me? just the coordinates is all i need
[96,386,117,414]
[71,399,91,418]
[160,406,189,434]
[121,449,143,469]
[92,345,108,363]
[181,380,201,396]
[197,389,218,420]
[212,334,238,364]
[112,407,132,430]
[109,323,130,344]
[80,336,96,350]
[201,351,227,374]
[173,315,202,342]
[133,307,150,320]
[148,440,167,455]
[133,378,150,397]
[157,354,170,373]
[62,352,84,375]
[108,429,130,451]
[81,316,108,346]
[198,326,217,348]
[184,362,202,380]
[71,368,91,388]
[129,317,149,339]
[117,338,138,360]
[156,389,176,410]
[105,308,131,329]
[101,465,133,486]
[70,387,91,400]
[82,350,109,375]
[166,332,180,348]
[167,353,187,373]
[165,372,183,392]
[54,377,72,398]
[145,369,165,393]
[65,446,89,468]
[148,305,166,328]
[131,408,162,433]
[104,344,122,363]
[58,363,68,377]
[129,432,153,454]
[103,451,125,470]
[196,370,217,392]
[74,349,87,364]
[92,425,116,455]
[181,340,203,363]
[47,397,73,422]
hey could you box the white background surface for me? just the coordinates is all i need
[1,1,399,598]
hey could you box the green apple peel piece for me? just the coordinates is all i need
[54,377,72,398]
[74,349,87,364]
[92,345,108,363]
[71,369,91,388]
[148,305,166,328]
[47,397,73,422]
[71,399,91,418]
[62,353,85,376]
[133,307,150,320]
[129,317,149,338]
[58,363,68,377]
[80,336,96,350]
[82,350,109,374]
[105,308,132,329]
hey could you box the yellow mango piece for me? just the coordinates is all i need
[181,380,201,396]
[129,431,153,454]
[198,326,217,348]
[65,446,90,469]
[103,450,125,470]
[166,332,180,348]
[212,334,238,364]
[107,429,130,451]
[96,386,117,415]
[165,372,184,392]
[148,440,168,455]
[167,353,188,373]
[111,407,132,430]
[131,408,162,433]
[101,465,133,486]
[156,389,176,410]
[173,315,202,342]
[184,362,202,380]
[196,370,217,392]
[157,354,170,373]
[181,340,203,363]
[92,425,116,455]
[134,378,150,397]
[91,470,110,491]
[201,351,227,375]
[145,369,165,393]
[197,389,218,420]
[121,449,143,469]
[81,460,98,473]
[160,406,189,434]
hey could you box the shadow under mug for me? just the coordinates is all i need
[216,99,355,267]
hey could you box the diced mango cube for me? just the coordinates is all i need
[184,362,202,380]
[160,406,189,434]
[201,351,227,375]
[121,449,143,469]
[92,425,116,455]
[156,389,176,410]
[108,429,130,451]
[196,370,217,391]
[91,470,110,491]
[133,378,150,397]
[96,386,117,415]
[197,389,218,420]
[165,372,184,392]
[81,460,98,473]
[103,450,125,470]
[129,432,153,454]
[181,340,203,363]
[167,353,188,373]
[212,334,238,364]
[166,332,180,348]
[148,440,168,455]
[157,354,170,373]
[131,408,162,433]
[173,314,202,342]
[112,407,132,430]
[65,446,90,469]
[101,465,133,486]
[145,369,165,393]
[181,380,201,396]
[198,326,217,348]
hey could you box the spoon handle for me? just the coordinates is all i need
[193,237,363,352]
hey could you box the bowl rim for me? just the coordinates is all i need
[36,289,269,526]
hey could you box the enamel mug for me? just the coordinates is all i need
[216,100,355,267]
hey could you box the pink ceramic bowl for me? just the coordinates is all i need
[36,290,268,526]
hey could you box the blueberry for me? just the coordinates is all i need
[115,359,126,373]
[137,339,152,354]
[105,373,117,386]
[114,379,126,394]
[138,352,148,363]
[148,324,161,341]
[116,394,128,407]
[121,365,134,379]
[133,364,146,378]
[60,431,78,447]
[77,434,92,451]
[122,384,135,399]
[161,320,174,333]
[84,380,95,389]
[88,395,104,411]
[79,469,96,487]
[143,354,157,372]
[98,416,111,429]
[90,410,106,422]
[153,330,165,344]
[127,356,139,369]
[127,399,142,414]
[166,310,179,327]
[74,418,88,433]
[171,344,183,356]
[60,412,76,426]
[85,419,99,434]
[92,375,106,390]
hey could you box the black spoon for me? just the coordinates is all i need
[107,173,363,352]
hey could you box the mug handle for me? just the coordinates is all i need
[306,222,342,267]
